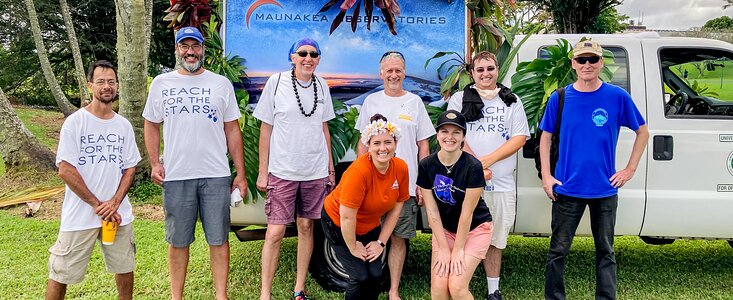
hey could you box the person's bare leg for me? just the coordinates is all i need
[448,255,483,300]
[388,235,407,300]
[45,279,67,300]
[115,272,134,300]
[260,224,286,300]
[483,246,503,296]
[210,242,230,300]
[294,218,314,294]
[168,246,189,300]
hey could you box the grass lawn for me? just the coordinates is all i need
[2,210,732,299]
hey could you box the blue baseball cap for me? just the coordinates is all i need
[288,38,321,62]
[176,27,204,44]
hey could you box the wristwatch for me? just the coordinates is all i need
[376,240,386,248]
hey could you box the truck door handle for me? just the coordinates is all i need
[653,135,673,160]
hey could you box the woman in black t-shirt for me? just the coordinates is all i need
[417,110,493,299]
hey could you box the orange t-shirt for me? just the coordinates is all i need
[324,154,410,235]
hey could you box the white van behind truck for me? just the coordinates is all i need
[230,33,733,291]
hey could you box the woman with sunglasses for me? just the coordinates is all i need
[417,110,493,300]
[321,114,410,300]
[446,51,530,300]
[253,37,336,300]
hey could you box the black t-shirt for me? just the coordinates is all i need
[417,151,492,233]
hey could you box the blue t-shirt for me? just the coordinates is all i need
[539,82,645,198]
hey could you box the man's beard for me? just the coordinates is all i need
[177,52,204,73]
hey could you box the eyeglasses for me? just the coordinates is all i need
[178,43,202,51]
[296,51,320,58]
[380,51,405,62]
[574,56,601,64]
[473,66,496,73]
[92,80,118,87]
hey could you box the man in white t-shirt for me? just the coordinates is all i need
[46,60,141,300]
[142,27,246,300]
[354,51,435,300]
[447,51,529,300]
[253,38,336,300]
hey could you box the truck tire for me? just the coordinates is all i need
[309,221,393,292]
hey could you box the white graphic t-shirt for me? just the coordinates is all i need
[143,70,241,181]
[253,71,336,181]
[355,91,436,196]
[56,109,141,231]
[447,89,530,192]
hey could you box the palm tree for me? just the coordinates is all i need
[59,0,91,106]
[0,86,56,172]
[23,0,78,117]
[114,0,154,182]
[725,0,733,9]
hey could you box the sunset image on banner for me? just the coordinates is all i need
[224,0,466,105]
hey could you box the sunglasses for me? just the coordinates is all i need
[296,51,320,58]
[380,50,405,62]
[473,66,496,73]
[574,56,602,64]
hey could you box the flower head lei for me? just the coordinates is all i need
[360,119,401,146]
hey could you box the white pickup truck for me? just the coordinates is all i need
[230,33,733,291]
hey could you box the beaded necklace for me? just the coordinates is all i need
[291,68,318,117]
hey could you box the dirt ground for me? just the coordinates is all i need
[3,192,165,222]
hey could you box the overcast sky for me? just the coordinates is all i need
[617,0,732,30]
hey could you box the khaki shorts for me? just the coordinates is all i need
[391,197,418,239]
[483,191,516,249]
[48,224,136,284]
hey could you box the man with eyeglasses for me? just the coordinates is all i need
[46,60,140,300]
[354,50,435,300]
[447,51,529,300]
[540,40,649,300]
[254,37,335,300]
[143,26,246,300]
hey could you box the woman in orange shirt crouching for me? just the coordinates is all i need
[321,113,410,300]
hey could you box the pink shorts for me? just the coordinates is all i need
[265,174,330,224]
[432,222,493,260]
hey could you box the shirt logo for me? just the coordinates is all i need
[391,180,399,190]
[433,174,456,205]
[592,108,609,127]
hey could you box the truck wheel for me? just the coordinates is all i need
[309,221,391,292]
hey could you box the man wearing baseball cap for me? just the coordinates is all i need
[143,26,247,300]
[539,40,649,300]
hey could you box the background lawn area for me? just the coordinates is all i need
[2,211,732,299]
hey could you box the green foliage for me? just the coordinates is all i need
[202,15,247,84]
[328,101,360,168]
[585,7,628,34]
[702,16,733,31]
[1,0,117,105]
[533,0,622,33]
[511,38,616,132]
[129,180,163,204]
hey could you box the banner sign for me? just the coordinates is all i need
[224,0,465,104]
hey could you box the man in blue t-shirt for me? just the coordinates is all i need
[538,40,649,300]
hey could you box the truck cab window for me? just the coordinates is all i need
[660,48,733,118]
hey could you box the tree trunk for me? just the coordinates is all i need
[114,0,153,181]
[59,0,91,106]
[23,0,77,117]
[0,87,56,172]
